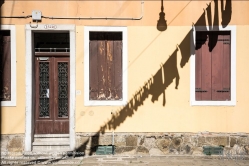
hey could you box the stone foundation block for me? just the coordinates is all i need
[114,135,126,147]
[98,135,112,145]
[126,135,137,146]
[244,145,249,154]
[156,138,171,153]
[1,135,10,153]
[230,137,237,147]
[115,146,136,155]
[205,136,229,147]
[180,144,193,155]
[136,146,149,154]
[143,137,156,150]
[197,136,205,146]
[237,137,249,145]
[192,147,203,155]
[76,136,91,151]
[172,137,183,148]
[149,148,164,155]
[7,136,24,153]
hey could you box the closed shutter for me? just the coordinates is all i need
[97,40,107,99]
[89,40,99,100]
[211,32,224,100]
[195,31,231,101]
[212,32,231,101]
[89,32,122,100]
[113,40,122,99]
[0,35,11,101]
[195,31,212,100]
[221,34,231,100]
[106,39,114,99]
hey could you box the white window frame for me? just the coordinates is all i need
[84,26,128,106]
[1,25,16,106]
[190,25,236,106]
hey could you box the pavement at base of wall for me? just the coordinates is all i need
[1,155,249,166]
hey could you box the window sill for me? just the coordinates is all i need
[190,100,236,106]
[84,100,127,106]
[1,100,16,107]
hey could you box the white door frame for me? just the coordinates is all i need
[25,24,76,151]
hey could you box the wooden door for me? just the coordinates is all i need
[35,56,70,134]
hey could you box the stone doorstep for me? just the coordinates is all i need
[23,150,74,155]
[34,134,69,138]
[32,147,72,152]
[33,134,70,143]
[32,141,70,146]
[34,137,70,142]
[32,134,71,152]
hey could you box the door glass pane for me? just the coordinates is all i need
[58,62,68,118]
[39,62,50,118]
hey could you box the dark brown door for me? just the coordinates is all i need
[35,56,70,134]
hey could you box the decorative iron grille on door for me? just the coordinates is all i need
[39,62,50,118]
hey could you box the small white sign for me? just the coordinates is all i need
[46,89,49,98]
[44,24,57,30]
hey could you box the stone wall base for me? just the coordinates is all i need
[1,132,249,156]
[1,134,25,156]
[75,132,249,156]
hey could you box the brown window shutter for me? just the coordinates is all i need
[114,41,122,100]
[195,31,212,100]
[106,40,114,99]
[0,35,11,101]
[195,32,203,101]
[89,41,99,100]
[97,40,107,100]
[221,33,231,101]
[89,32,122,101]
[211,32,224,100]
[211,32,231,101]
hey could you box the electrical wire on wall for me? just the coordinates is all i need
[0,1,144,21]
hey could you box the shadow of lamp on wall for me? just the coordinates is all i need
[157,0,167,31]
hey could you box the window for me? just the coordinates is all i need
[190,26,236,106]
[84,26,127,106]
[0,31,11,101]
[89,32,122,100]
[0,25,16,106]
[195,31,231,101]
